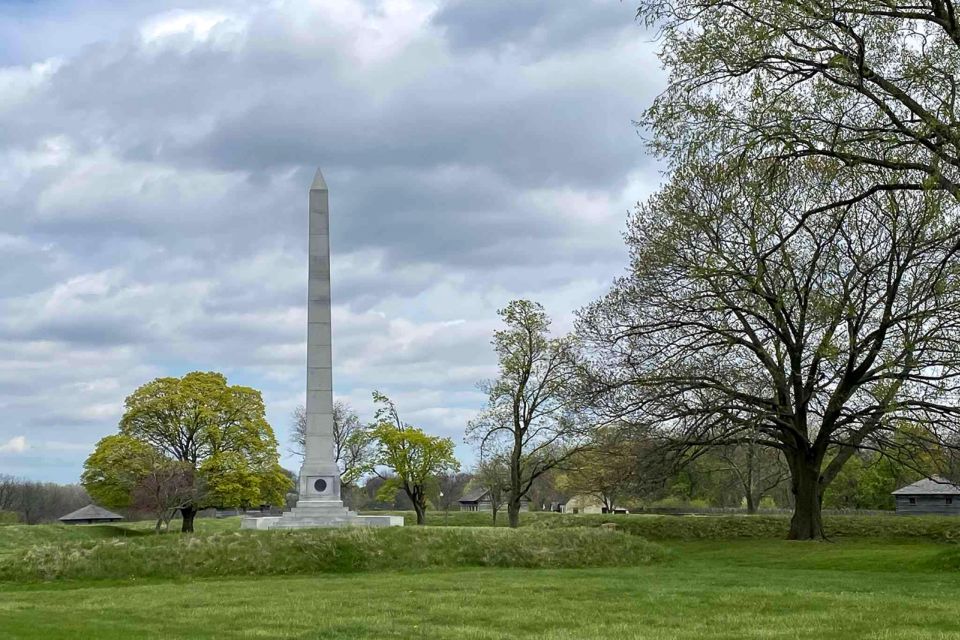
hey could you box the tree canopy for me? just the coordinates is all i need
[83,371,291,532]
[363,392,459,525]
[641,0,960,199]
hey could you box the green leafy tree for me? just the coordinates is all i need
[82,434,156,509]
[83,372,291,532]
[363,392,459,525]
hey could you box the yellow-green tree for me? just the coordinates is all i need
[82,434,157,509]
[83,372,291,532]
[364,392,459,525]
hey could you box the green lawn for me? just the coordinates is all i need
[1,533,959,639]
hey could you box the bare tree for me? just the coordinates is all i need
[0,475,90,524]
[640,0,960,201]
[290,400,372,486]
[579,158,960,538]
[560,429,670,513]
[131,462,197,532]
[713,435,789,514]
[474,454,510,524]
[436,472,473,514]
[468,300,592,527]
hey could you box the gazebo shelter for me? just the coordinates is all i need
[59,504,124,525]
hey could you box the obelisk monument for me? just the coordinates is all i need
[241,170,401,529]
[298,168,342,503]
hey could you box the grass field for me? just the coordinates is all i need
[1,514,959,639]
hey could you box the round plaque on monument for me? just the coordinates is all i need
[314,478,328,493]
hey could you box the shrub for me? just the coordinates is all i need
[0,526,668,582]
[0,511,19,526]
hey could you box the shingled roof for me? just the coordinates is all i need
[458,489,489,503]
[59,504,124,522]
[891,477,960,496]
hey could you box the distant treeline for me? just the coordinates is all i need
[0,475,90,524]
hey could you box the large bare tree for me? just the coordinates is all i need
[579,158,960,538]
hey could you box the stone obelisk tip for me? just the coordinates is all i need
[310,168,328,192]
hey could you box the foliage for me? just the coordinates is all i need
[82,435,159,510]
[468,300,591,527]
[0,511,19,526]
[362,392,460,524]
[822,454,902,511]
[82,372,291,532]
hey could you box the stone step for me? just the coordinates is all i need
[241,513,404,529]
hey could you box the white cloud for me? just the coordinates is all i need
[0,0,663,482]
[0,436,28,454]
[139,9,247,49]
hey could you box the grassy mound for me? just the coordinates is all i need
[367,511,960,541]
[533,513,960,541]
[0,526,668,582]
[0,524,148,560]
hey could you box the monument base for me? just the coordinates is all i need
[240,499,403,530]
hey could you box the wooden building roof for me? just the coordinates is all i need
[59,504,124,522]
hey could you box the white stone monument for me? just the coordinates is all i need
[242,170,402,530]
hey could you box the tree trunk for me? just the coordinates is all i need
[492,506,498,525]
[787,454,824,540]
[507,496,521,528]
[509,428,523,529]
[180,506,197,533]
[603,494,616,514]
[413,501,426,525]
[745,492,757,515]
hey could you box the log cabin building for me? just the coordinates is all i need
[892,477,960,515]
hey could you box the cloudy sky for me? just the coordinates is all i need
[0,0,664,483]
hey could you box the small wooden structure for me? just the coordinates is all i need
[458,489,528,513]
[59,504,124,525]
[561,494,629,515]
[892,477,960,516]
